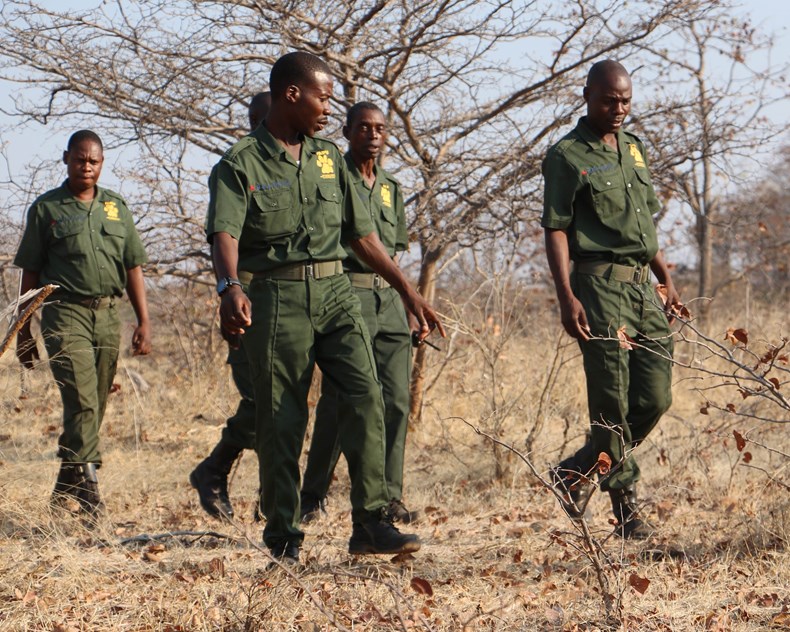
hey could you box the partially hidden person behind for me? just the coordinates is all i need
[190,91,272,521]
[542,60,681,539]
[14,129,152,519]
[300,101,418,526]
[206,51,444,564]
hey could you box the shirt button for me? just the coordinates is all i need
[627,183,632,188]
[636,208,641,213]
[642,233,646,238]
[606,181,611,185]
[308,226,314,231]
[303,197,308,203]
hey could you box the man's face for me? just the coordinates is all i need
[292,71,333,136]
[63,140,104,191]
[345,108,387,162]
[584,72,632,137]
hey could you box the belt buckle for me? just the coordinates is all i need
[373,275,381,289]
[89,297,101,310]
[305,263,314,279]
[632,266,642,284]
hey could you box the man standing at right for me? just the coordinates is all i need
[542,60,681,539]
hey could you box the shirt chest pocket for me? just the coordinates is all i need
[250,189,297,240]
[588,172,626,217]
[49,217,89,258]
[101,220,126,259]
[317,184,341,228]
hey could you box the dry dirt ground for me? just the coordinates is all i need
[0,292,787,631]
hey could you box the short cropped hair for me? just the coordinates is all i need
[346,101,383,127]
[269,51,331,98]
[67,130,103,151]
[586,60,629,88]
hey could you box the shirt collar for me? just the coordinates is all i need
[59,180,103,205]
[575,117,623,153]
[252,124,324,163]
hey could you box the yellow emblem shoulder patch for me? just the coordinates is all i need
[103,200,120,221]
[380,183,392,208]
[315,150,335,179]
[628,144,646,169]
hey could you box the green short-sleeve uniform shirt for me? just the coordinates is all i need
[541,117,661,266]
[206,126,374,271]
[343,153,408,272]
[14,182,148,296]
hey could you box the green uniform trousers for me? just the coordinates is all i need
[569,271,673,491]
[244,273,389,549]
[302,285,412,502]
[220,342,257,451]
[41,300,121,464]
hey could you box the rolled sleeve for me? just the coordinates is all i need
[341,162,375,241]
[13,203,46,271]
[207,159,249,242]
[541,152,578,230]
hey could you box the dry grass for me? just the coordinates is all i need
[0,286,788,631]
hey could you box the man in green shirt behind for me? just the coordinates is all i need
[300,102,417,525]
[207,52,444,564]
[190,91,271,521]
[542,60,681,539]
[15,130,151,518]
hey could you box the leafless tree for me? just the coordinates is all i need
[0,0,753,417]
[629,1,788,308]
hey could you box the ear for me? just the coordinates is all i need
[62,150,69,165]
[285,84,300,104]
[342,125,350,140]
[582,86,590,103]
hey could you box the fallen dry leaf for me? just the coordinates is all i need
[410,577,433,596]
[629,573,650,594]
[733,430,746,452]
[595,452,612,476]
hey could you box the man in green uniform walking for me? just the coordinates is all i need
[207,52,444,563]
[300,102,417,525]
[15,130,151,517]
[542,60,681,539]
[190,91,271,521]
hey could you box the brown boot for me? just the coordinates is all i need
[609,485,654,539]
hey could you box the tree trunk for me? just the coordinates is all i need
[408,251,439,422]
[697,213,713,315]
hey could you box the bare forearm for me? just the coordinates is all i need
[649,250,674,287]
[211,232,240,282]
[544,229,574,301]
[125,266,150,326]
[350,232,412,296]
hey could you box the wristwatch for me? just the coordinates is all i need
[216,277,242,296]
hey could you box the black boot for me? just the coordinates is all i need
[50,462,81,508]
[299,492,326,524]
[609,485,653,539]
[551,459,596,521]
[75,463,104,517]
[189,440,242,519]
[348,507,421,555]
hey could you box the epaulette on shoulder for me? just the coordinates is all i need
[100,187,126,203]
[548,133,580,161]
[223,135,259,161]
[311,134,342,152]
[379,166,402,187]
[622,129,643,144]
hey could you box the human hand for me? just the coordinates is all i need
[132,321,152,355]
[219,287,252,336]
